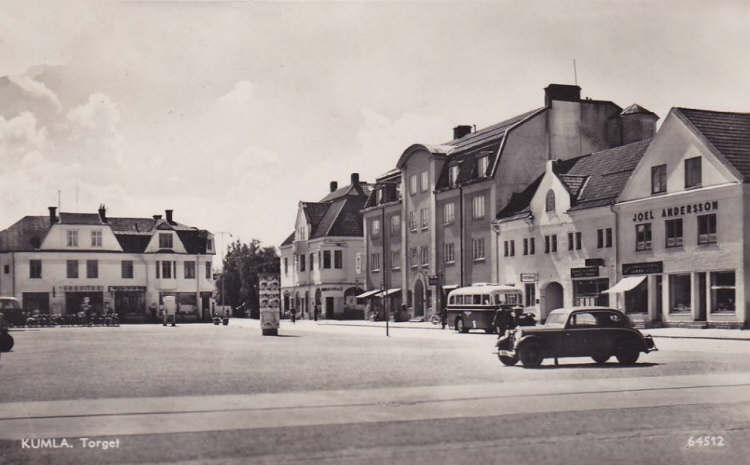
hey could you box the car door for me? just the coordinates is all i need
[563,312,597,356]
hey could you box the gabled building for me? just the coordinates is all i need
[614,107,750,328]
[494,138,652,322]
[0,206,215,322]
[365,83,655,322]
[279,173,370,319]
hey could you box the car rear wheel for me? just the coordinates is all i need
[455,318,468,333]
[615,344,640,365]
[591,352,610,364]
[498,353,519,366]
[519,342,543,368]
[0,333,14,352]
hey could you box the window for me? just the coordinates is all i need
[409,174,417,195]
[284,258,288,275]
[525,283,536,307]
[66,230,78,247]
[472,195,485,219]
[651,164,667,194]
[86,260,98,279]
[698,214,717,244]
[443,202,455,225]
[503,241,509,257]
[161,261,172,279]
[568,232,574,251]
[122,260,134,279]
[410,248,418,268]
[711,271,735,313]
[310,253,314,271]
[509,240,515,257]
[159,233,173,249]
[420,208,429,229]
[91,230,102,247]
[448,165,459,187]
[30,260,41,279]
[184,261,196,279]
[420,246,429,266]
[420,171,429,192]
[636,223,652,251]
[545,190,555,212]
[665,219,683,248]
[472,238,485,260]
[155,261,160,279]
[67,260,78,278]
[597,229,604,249]
[390,215,400,234]
[409,211,417,231]
[3,264,8,274]
[372,219,380,237]
[606,228,612,247]
[323,250,331,269]
[477,156,489,178]
[334,250,343,269]
[545,235,550,254]
[529,237,535,255]
[206,262,212,279]
[376,188,383,204]
[300,254,306,271]
[685,157,702,189]
[207,238,213,252]
[392,250,401,270]
[371,253,380,272]
[576,232,582,250]
[669,274,691,313]
[444,243,455,263]
[569,312,597,327]
[523,238,528,256]
[545,234,557,253]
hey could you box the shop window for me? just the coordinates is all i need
[669,274,691,313]
[665,219,683,248]
[651,164,667,194]
[711,271,735,313]
[30,260,42,279]
[697,214,717,244]
[573,279,609,307]
[685,157,702,189]
[524,283,535,307]
[334,250,343,269]
[122,260,134,279]
[636,223,652,251]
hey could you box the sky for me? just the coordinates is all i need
[1,0,749,259]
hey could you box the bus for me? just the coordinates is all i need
[446,284,522,333]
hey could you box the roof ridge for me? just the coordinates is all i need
[677,107,750,117]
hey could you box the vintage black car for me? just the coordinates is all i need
[495,307,657,368]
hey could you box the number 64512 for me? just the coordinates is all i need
[687,435,726,448]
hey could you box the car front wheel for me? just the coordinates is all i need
[498,353,519,366]
[519,342,543,368]
[615,344,640,365]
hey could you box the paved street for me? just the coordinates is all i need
[1,321,750,464]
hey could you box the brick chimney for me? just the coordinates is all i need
[350,173,360,187]
[544,84,581,106]
[453,125,472,140]
[330,181,338,192]
[165,209,174,224]
[48,206,57,224]
[98,204,107,223]
[153,214,162,221]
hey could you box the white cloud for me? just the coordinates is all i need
[0,112,48,159]
[7,74,62,112]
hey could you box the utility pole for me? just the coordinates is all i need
[215,231,233,312]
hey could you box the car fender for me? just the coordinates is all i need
[514,334,544,351]
[615,332,645,351]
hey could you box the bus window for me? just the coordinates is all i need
[449,296,455,305]
[454,295,462,305]
[472,295,481,305]
[482,295,490,305]
[494,295,501,305]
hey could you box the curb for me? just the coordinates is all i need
[648,334,750,342]
[316,322,446,331]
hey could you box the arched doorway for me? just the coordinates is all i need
[542,281,564,321]
[414,279,424,317]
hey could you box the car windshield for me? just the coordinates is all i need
[0,299,20,310]
[544,312,567,327]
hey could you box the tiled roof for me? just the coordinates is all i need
[558,174,588,199]
[677,108,750,181]
[496,175,544,220]
[326,196,368,237]
[0,216,51,251]
[301,202,330,235]
[108,217,156,233]
[59,212,102,225]
[318,181,371,203]
[436,108,546,190]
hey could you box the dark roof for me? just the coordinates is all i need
[436,108,546,190]
[319,181,370,203]
[621,103,657,117]
[497,139,651,218]
[59,212,102,225]
[108,217,156,233]
[301,202,330,235]
[677,108,750,181]
[0,216,51,251]
[281,231,295,247]
[113,233,151,253]
[176,229,210,254]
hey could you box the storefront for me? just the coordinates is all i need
[63,285,104,314]
[22,292,50,313]
[570,266,609,307]
[111,286,147,322]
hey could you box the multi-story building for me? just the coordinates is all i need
[280,173,370,319]
[364,84,655,321]
[493,138,652,322]
[613,107,750,328]
[0,206,215,322]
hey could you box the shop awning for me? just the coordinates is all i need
[380,288,401,297]
[442,284,459,291]
[601,276,646,294]
[356,289,381,299]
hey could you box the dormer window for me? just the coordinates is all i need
[376,188,383,204]
[159,233,173,249]
[477,156,489,178]
[91,230,102,247]
[448,165,459,187]
[545,190,555,212]
[66,230,78,247]
[207,238,214,252]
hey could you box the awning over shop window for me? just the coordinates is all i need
[601,276,646,294]
[356,289,381,299]
[442,285,459,291]
[377,288,401,297]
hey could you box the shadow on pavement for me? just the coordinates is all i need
[527,361,660,370]
[275,334,301,338]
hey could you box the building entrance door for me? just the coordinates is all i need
[542,281,563,321]
[325,297,334,319]
[414,279,424,317]
[697,272,707,321]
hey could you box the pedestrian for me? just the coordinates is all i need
[441,306,447,329]
[492,307,511,334]
[290,306,296,324]
[149,302,157,322]
[314,304,319,321]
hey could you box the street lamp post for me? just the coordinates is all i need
[216,231,233,314]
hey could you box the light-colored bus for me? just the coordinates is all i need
[446,284,522,333]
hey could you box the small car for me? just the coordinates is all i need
[495,307,657,368]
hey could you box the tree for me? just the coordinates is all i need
[216,239,280,318]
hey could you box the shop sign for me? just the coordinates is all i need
[62,285,103,292]
[321,287,343,292]
[520,273,538,282]
[108,286,147,293]
[428,275,439,285]
[570,266,599,278]
[622,261,663,275]
[632,200,719,222]
[355,253,362,274]
[585,258,605,267]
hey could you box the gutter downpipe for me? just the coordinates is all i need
[11,252,15,297]
[459,185,464,287]
[382,202,389,337]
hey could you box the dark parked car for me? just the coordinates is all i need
[496,307,657,368]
